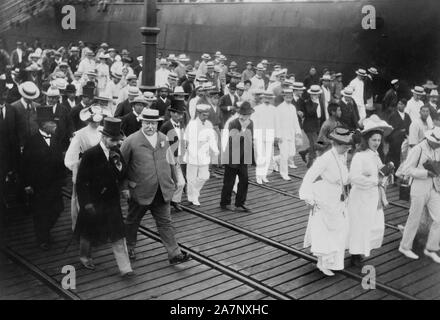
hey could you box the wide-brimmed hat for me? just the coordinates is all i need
[423,80,438,90]
[177,53,190,62]
[341,86,354,97]
[100,117,124,140]
[52,78,68,91]
[368,67,379,75]
[307,85,323,95]
[238,101,254,115]
[168,99,186,114]
[425,127,440,145]
[411,86,426,96]
[328,127,354,145]
[361,115,393,136]
[172,86,188,96]
[36,107,56,123]
[18,81,40,100]
[143,91,157,101]
[201,53,211,60]
[137,108,163,122]
[291,82,306,91]
[43,86,60,97]
[79,105,106,122]
[130,95,149,106]
[355,68,367,77]
[256,63,265,71]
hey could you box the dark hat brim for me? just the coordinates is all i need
[100,129,125,140]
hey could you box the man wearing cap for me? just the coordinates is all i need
[174,54,190,81]
[220,101,254,212]
[121,96,148,137]
[70,84,95,131]
[155,59,171,86]
[321,74,332,120]
[75,117,134,276]
[219,82,239,129]
[339,87,361,131]
[121,109,191,264]
[77,50,96,80]
[275,88,303,178]
[22,107,65,250]
[160,100,187,212]
[400,127,440,263]
[117,74,139,105]
[250,64,266,93]
[405,86,428,123]
[11,81,41,149]
[241,62,255,83]
[184,104,219,206]
[252,90,277,184]
[349,69,368,121]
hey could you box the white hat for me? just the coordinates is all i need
[172,86,188,96]
[411,86,426,95]
[112,71,122,79]
[86,70,97,77]
[201,53,211,60]
[168,72,178,81]
[98,52,106,59]
[131,95,150,105]
[95,92,112,102]
[177,54,190,62]
[167,53,177,61]
[263,90,275,98]
[391,79,399,85]
[261,59,268,64]
[256,63,265,71]
[18,82,40,100]
[159,58,168,65]
[361,115,393,136]
[236,82,245,90]
[79,105,106,122]
[355,68,367,77]
[52,78,68,90]
[368,67,379,75]
[137,56,143,62]
[429,89,439,97]
[425,127,440,144]
[341,86,354,97]
[282,88,294,95]
[137,108,163,122]
[127,86,141,96]
[215,51,222,57]
[307,85,323,95]
[196,104,211,112]
[320,74,332,81]
[25,63,42,72]
[292,82,306,91]
[143,91,157,101]
[43,86,61,97]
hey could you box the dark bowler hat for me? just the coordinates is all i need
[100,117,124,140]
[168,99,186,114]
[36,107,57,123]
[238,101,254,115]
[65,84,76,94]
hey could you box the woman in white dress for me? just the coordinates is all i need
[299,127,354,276]
[64,105,106,230]
[348,115,394,266]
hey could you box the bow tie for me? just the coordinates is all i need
[42,134,51,139]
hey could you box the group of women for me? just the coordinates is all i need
[299,115,395,276]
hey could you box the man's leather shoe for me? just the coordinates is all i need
[299,150,307,163]
[220,204,232,211]
[128,248,136,261]
[169,252,191,265]
[171,202,183,212]
[235,205,250,213]
[350,254,363,267]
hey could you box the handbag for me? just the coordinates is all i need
[399,146,422,201]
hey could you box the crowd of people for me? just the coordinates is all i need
[1,38,440,278]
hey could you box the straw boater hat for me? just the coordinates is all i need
[355,68,367,77]
[43,86,61,97]
[423,80,438,90]
[263,89,275,98]
[391,79,399,85]
[307,85,323,95]
[172,86,188,96]
[368,67,379,75]
[25,63,42,72]
[130,95,149,106]
[126,74,138,82]
[111,71,122,80]
[320,74,332,81]
[361,115,393,136]
[79,105,106,122]
[101,117,124,140]
[328,127,354,145]
[411,86,426,96]
[167,54,177,61]
[18,81,40,100]
[59,61,69,68]
[137,108,163,122]
[229,61,238,68]
[341,87,354,97]
[335,72,343,77]
[281,88,294,95]
[201,53,211,60]
[291,82,306,91]
[177,54,190,62]
[143,91,157,102]
[425,127,440,145]
[127,86,141,97]
[157,83,170,91]
[95,92,112,103]
[253,88,265,96]
[159,58,169,66]
[52,78,68,91]
[215,51,222,57]
[256,63,265,71]
[196,104,211,113]
[236,82,245,90]
[86,70,97,77]
[168,72,178,82]
[137,56,143,63]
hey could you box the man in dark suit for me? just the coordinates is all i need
[75,117,134,276]
[339,87,361,131]
[22,107,65,250]
[382,79,399,117]
[10,41,25,69]
[43,86,73,152]
[25,64,43,89]
[219,82,239,129]
[220,101,254,213]
[114,86,140,118]
[155,85,172,117]
[159,100,187,212]
[181,71,196,97]
[11,81,41,150]
[386,98,412,170]
[62,84,79,111]
[121,96,147,137]
[69,85,95,132]
[121,108,190,264]
[298,85,326,167]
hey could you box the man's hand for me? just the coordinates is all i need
[84,203,96,215]
[122,189,130,200]
[24,186,33,195]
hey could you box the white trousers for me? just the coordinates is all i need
[279,139,296,177]
[186,164,209,202]
[172,163,186,203]
[255,139,274,177]
[401,189,440,251]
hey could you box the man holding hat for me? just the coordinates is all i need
[220,101,255,212]
[121,109,191,264]
[160,100,188,212]
[75,117,134,276]
[11,81,41,149]
[22,107,65,250]
[400,127,440,263]
[70,84,95,131]
[121,96,148,137]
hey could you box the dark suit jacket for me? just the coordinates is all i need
[222,118,255,168]
[26,72,43,89]
[154,97,172,117]
[299,99,326,133]
[159,120,185,158]
[70,102,88,132]
[219,93,239,129]
[75,144,126,244]
[62,97,80,112]
[0,104,23,178]
[387,111,411,146]
[339,99,360,131]
[7,83,21,104]
[181,79,195,97]
[121,112,142,137]
[11,99,40,147]
[10,49,25,68]
[52,103,73,151]
[114,99,132,118]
